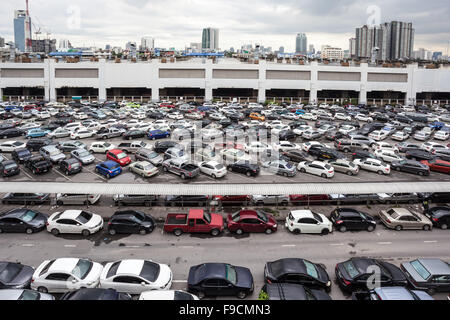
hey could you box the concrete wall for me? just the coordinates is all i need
[1,59,450,104]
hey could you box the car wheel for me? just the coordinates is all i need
[82,229,90,236]
[0,228,3,233]
[367,225,375,232]
[339,226,347,233]
[237,291,247,299]
[418,171,424,176]
[395,225,403,231]
[300,168,306,173]
[293,229,301,235]
[346,171,353,176]
[228,167,233,172]
[246,171,252,177]
[235,229,243,235]
[265,228,273,235]
[139,229,147,235]
[321,173,327,178]
[56,200,63,206]
[211,174,216,179]
[321,229,329,235]
[108,229,117,235]
[396,167,401,172]
[173,229,183,236]
[197,291,205,299]
[180,174,186,180]
[423,225,431,231]
[106,173,111,179]
[103,136,107,140]
[441,223,448,230]
[427,288,436,295]
[281,201,288,207]
[37,287,48,293]
[377,170,384,175]
[210,229,220,236]
[51,228,60,235]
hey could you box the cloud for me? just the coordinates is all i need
[0,0,448,52]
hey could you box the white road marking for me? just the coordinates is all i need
[21,244,35,247]
[172,280,188,283]
[179,246,194,249]
[64,244,77,248]
[424,240,437,243]
[330,243,344,246]
[378,242,392,245]
[52,168,72,181]
[125,245,141,248]
[282,244,296,247]
[20,168,34,180]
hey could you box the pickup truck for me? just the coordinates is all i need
[96,127,125,140]
[163,209,224,236]
[24,155,53,175]
[162,159,200,179]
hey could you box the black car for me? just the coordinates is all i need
[288,120,308,129]
[351,149,378,161]
[391,160,430,176]
[165,195,209,207]
[335,257,408,293]
[57,141,86,153]
[247,126,271,140]
[24,155,52,175]
[227,161,260,177]
[314,120,333,128]
[325,131,347,141]
[330,208,377,232]
[264,258,331,292]
[59,158,82,175]
[278,130,297,141]
[359,122,385,135]
[51,118,73,126]
[26,138,56,152]
[0,262,34,289]
[154,141,181,153]
[1,193,50,205]
[60,288,131,300]
[147,111,165,119]
[188,263,254,299]
[123,130,146,140]
[0,123,15,130]
[434,149,450,162]
[262,283,332,300]
[309,146,344,161]
[107,210,156,235]
[282,150,313,163]
[424,206,450,230]
[0,208,48,234]
[11,148,32,163]
[405,149,435,161]
[113,194,158,206]
[0,160,20,177]
[0,128,23,139]
[395,115,414,124]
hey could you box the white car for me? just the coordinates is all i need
[64,122,85,132]
[355,114,373,122]
[281,113,299,120]
[125,119,143,128]
[391,131,410,141]
[139,290,199,300]
[421,141,448,153]
[100,259,172,294]
[131,123,153,132]
[18,122,41,131]
[47,127,71,139]
[264,120,283,129]
[293,125,313,136]
[84,122,102,131]
[372,142,399,153]
[0,141,27,152]
[271,124,291,136]
[285,210,333,235]
[201,128,223,141]
[339,125,357,135]
[131,112,147,120]
[300,113,317,121]
[301,141,325,152]
[89,142,116,154]
[244,141,273,154]
[334,113,351,121]
[297,161,334,178]
[167,112,184,120]
[369,130,389,141]
[70,129,95,140]
[36,111,51,120]
[273,141,300,152]
[129,161,159,178]
[198,161,227,178]
[374,149,404,163]
[220,148,251,162]
[434,130,450,141]
[354,158,391,175]
[73,112,88,120]
[47,210,104,236]
[31,258,103,293]
[242,120,262,128]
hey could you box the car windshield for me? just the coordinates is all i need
[231,212,241,222]
[225,264,237,285]
[18,290,40,300]
[140,261,161,282]
[214,164,225,170]
[343,261,360,278]
[256,211,268,222]
[76,211,93,224]
[117,153,127,160]
[4,163,17,170]
[148,152,159,159]
[20,210,37,222]
[79,151,90,157]
[103,142,111,147]
[203,212,211,224]
[312,212,323,222]
[387,209,400,219]
[303,260,319,279]
[13,142,23,146]
[143,164,155,171]
[71,259,93,280]
[236,150,244,157]
[410,260,431,280]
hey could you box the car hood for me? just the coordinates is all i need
[50,153,65,160]
[6,264,34,288]
[380,262,407,282]
[235,266,254,289]
[85,214,104,229]
[310,288,332,300]
[210,213,224,228]
[83,262,103,285]
[152,264,172,287]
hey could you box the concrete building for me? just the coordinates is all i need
[140,36,155,51]
[202,28,219,51]
[349,38,356,58]
[321,46,343,60]
[391,21,414,60]
[295,33,307,55]
[308,44,315,54]
[31,39,56,54]
[0,37,5,48]
[14,10,32,53]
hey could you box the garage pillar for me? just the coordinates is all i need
[0,88,3,101]
[359,86,367,105]
[258,88,266,104]
[205,86,213,102]
[151,87,160,102]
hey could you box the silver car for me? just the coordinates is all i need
[135,148,164,166]
[71,149,95,165]
[0,289,54,300]
[327,159,359,176]
[55,193,101,205]
[401,258,450,295]
[261,160,297,177]
[251,195,290,206]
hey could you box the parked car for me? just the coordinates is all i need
[135,148,164,166]
[0,208,47,234]
[335,257,408,293]
[164,195,209,207]
[24,155,52,175]
[354,158,390,175]
[60,288,131,300]
[55,194,100,206]
[330,208,376,232]
[163,209,224,236]
[264,258,331,292]
[0,289,54,300]
[251,195,289,206]
[1,193,50,205]
[326,159,359,176]
[47,210,104,236]
[297,161,334,178]
[401,258,450,295]
[113,194,158,207]
[58,140,87,153]
[31,258,103,293]
[352,287,434,301]
[0,262,34,289]
[198,161,227,178]
[227,161,260,177]
[227,209,277,234]
[138,290,198,300]
[107,210,156,235]
[0,160,20,177]
[421,159,450,174]
[129,161,159,178]
[285,210,333,235]
[391,160,430,176]
[0,141,27,153]
[187,263,254,299]
[424,206,450,230]
[11,148,32,163]
[379,207,433,231]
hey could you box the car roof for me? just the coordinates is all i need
[268,258,307,277]
[191,263,227,284]
[48,258,80,273]
[55,210,82,219]
[415,258,450,274]
[114,259,144,276]
[374,287,414,300]
[290,210,314,219]
[391,208,412,216]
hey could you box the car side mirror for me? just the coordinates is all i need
[72,279,77,283]
[141,282,146,286]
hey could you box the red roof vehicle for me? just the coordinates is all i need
[163,209,224,236]
[421,159,450,174]
[106,149,131,166]
[227,210,277,235]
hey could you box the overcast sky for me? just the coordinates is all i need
[1,0,449,53]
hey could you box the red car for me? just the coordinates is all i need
[106,149,131,166]
[213,195,251,205]
[159,103,175,109]
[289,194,331,204]
[421,159,450,174]
[227,210,277,235]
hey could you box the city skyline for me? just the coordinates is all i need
[0,0,449,53]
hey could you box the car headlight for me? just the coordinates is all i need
[326,281,331,287]
[273,224,277,228]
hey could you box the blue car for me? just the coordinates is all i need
[26,128,51,139]
[95,160,122,179]
[295,109,306,115]
[429,122,445,130]
[148,129,170,140]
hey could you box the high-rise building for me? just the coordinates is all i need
[308,44,315,54]
[59,39,72,50]
[202,28,219,51]
[141,36,155,51]
[433,52,443,61]
[349,38,357,57]
[390,21,414,60]
[14,10,32,52]
[0,37,5,48]
[279,46,284,54]
[32,39,56,54]
[295,33,307,54]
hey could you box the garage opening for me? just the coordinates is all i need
[57,87,99,100]
[213,88,258,102]
[367,91,406,105]
[106,88,152,101]
[2,87,45,100]
[317,90,359,104]
[160,88,204,101]
[416,92,450,104]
